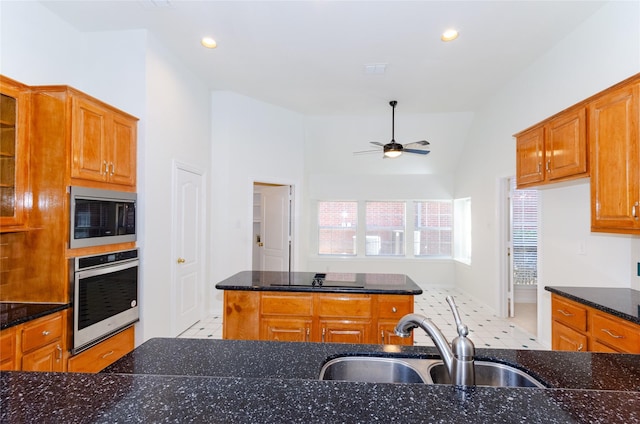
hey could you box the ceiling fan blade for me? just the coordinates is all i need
[353,149,382,155]
[369,141,385,147]
[404,149,431,155]
[404,140,430,147]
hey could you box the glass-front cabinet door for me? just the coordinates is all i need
[0,76,29,231]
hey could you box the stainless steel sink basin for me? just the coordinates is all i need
[319,357,428,384]
[427,361,545,388]
[319,356,545,388]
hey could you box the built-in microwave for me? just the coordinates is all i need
[69,186,136,249]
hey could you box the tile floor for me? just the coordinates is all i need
[178,286,547,350]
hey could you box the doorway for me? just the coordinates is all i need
[171,162,206,336]
[252,182,292,272]
[500,176,538,335]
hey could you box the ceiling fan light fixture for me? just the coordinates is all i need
[384,150,402,158]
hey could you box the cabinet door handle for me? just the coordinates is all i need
[109,162,115,176]
[321,328,326,343]
[546,159,551,172]
[103,160,109,175]
[56,345,62,360]
[42,330,50,336]
[101,350,115,359]
[601,328,624,339]
[537,162,542,173]
[305,328,310,342]
[381,330,385,344]
[633,202,639,220]
[556,309,574,317]
[577,343,583,352]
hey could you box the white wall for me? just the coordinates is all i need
[0,1,212,345]
[302,112,473,285]
[454,0,640,347]
[210,92,306,313]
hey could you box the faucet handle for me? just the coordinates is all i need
[446,296,469,337]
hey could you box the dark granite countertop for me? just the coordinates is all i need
[545,286,640,325]
[0,302,70,330]
[215,270,423,294]
[2,338,640,423]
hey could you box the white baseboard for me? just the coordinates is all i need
[514,285,537,304]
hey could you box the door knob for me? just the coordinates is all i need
[177,258,186,264]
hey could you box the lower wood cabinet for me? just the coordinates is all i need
[67,326,135,373]
[0,311,66,372]
[223,290,414,346]
[551,293,640,353]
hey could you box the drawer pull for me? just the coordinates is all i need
[556,309,574,317]
[601,329,624,339]
[42,330,50,336]
[101,350,115,359]
[391,307,397,313]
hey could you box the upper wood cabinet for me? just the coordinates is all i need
[71,95,137,186]
[515,105,588,188]
[0,76,30,232]
[31,84,137,191]
[588,79,640,234]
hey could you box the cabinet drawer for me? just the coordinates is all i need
[21,313,63,352]
[551,295,587,331]
[261,294,313,316]
[68,326,134,373]
[377,295,413,319]
[317,295,371,318]
[591,313,640,354]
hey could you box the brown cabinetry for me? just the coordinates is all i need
[0,76,30,232]
[551,293,640,353]
[515,106,588,188]
[224,290,414,346]
[67,326,135,373]
[0,311,67,372]
[588,79,640,234]
[71,95,137,186]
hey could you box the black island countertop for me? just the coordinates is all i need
[2,338,640,423]
[545,286,640,325]
[0,302,70,330]
[215,270,423,294]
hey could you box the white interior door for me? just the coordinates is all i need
[172,163,205,336]
[260,185,291,272]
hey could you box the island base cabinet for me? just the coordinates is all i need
[223,290,414,345]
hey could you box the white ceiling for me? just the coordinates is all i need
[41,0,606,115]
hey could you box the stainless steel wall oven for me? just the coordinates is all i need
[72,249,139,353]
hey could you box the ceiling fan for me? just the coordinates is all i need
[354,100,430,158]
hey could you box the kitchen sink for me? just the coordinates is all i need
[319,356,546,388]
[427,361,546,388]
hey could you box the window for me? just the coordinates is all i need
[414,200,452,257]
[365,201,405,256]
[511,179,538,285]
[453,198,471,264]
[318,201,357,255]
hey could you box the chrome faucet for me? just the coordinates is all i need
[395,296,475,386]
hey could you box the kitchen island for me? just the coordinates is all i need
[2,338,639,423]
[216,271,422,345]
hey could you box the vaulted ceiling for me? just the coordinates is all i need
[42,1,606,115]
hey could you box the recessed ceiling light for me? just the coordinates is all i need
[201,37,217,49]
[441,29,459,42]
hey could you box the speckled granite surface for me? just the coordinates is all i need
[215,270,423,294]
[2,338,640,423]
[545,286,640,324]
[0,302,70,330]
